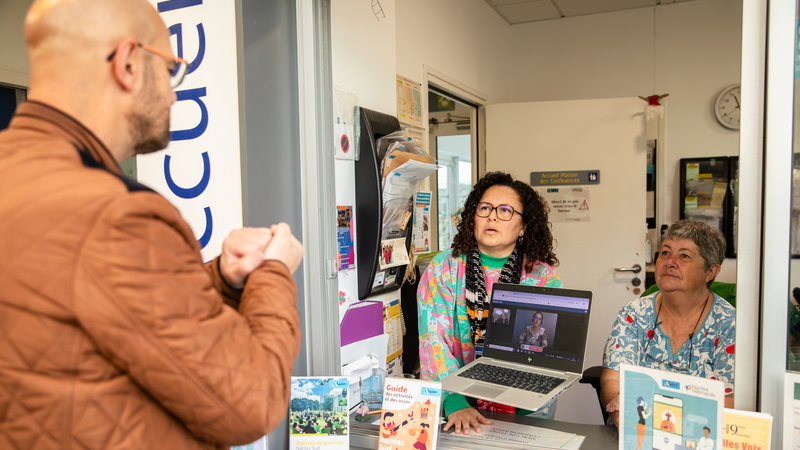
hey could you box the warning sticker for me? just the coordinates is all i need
[535,187,591,222]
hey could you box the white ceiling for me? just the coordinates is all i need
[485,0,697,25]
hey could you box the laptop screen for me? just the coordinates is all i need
[483,283,592,374]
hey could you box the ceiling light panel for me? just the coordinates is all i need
[553,0,656,17]
[496,0,561,24]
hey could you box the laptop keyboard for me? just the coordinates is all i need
[458,363,566,394]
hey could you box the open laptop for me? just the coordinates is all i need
[441,283,593,412]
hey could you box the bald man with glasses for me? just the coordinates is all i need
[0,0,304,448]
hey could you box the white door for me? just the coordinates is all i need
[486,98,646,424]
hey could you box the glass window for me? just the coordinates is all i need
[437,134,471,251]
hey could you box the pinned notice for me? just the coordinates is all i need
[535,187,591,222]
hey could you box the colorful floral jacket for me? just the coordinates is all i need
[417,250,561,382]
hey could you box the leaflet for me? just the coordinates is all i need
[383,160,440,204]
[723,408,772,450]
[457,420,582,449]
[377,378,442,450]
[289,377,350,450]
[619,364,724,450]
[784,372,800,449]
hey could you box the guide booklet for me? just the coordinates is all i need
[377,377,442,450]
[289,377,349,450]
[619,364,724,450]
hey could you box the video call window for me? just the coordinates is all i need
[486,304,588,360]
[492,308,510,325]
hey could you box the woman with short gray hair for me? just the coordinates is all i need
[598,220,735,428]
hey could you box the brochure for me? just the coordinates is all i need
[336,206,355,271]
[377,378,442,450]
[619,364,724,450]
[784,372,800,449]
[723,408,772,450]
[289,377,349,450]
[457,419,584,449]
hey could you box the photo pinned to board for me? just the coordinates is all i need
[378,237,410,270]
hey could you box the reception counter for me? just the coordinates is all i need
[349,410,619,450]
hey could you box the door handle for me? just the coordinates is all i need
[614,264,642,274]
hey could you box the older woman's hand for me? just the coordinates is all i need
[443,407,491,435]
[605,395,621,428]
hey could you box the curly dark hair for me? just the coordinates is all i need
[451,171,558,269]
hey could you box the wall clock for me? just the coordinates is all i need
[714,85,741,130]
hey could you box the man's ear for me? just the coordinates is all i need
[109,39,139,92]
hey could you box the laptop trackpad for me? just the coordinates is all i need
[463,383,505,400]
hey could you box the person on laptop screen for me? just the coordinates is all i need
[519,311,549,348]
[417,172,561,434]
[601,220,735,428]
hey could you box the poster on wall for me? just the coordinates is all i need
[396,75,423,127]
[337,206,355,271]
[413,191,431,252]
[334,86,358,160]
[535,187,591,222]
[400,124,426,149]
[138,0,244,262]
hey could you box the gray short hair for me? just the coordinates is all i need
[662,220,726,282]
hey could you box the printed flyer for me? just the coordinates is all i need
[620,364,724,450]
[412,191,431,252]
[784,372,800,449]
[289,377,349,450]
[336,206,355,271]
[723,408,772,450]
[378,378,442,450]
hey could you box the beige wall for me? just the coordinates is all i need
[396,0,512,104]
[0,0,30,87]
[508,0,742,281]
[509,0,742,228]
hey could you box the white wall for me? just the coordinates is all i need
[509,0,742,279]
[331,0,402,371]
[396,0,512,104]
[510,0,742,225]
[0,0,30,87]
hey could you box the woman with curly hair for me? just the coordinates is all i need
[417,171,561,435]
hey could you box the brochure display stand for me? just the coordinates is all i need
[354,107,407,299]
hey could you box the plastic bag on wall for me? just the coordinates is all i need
[334,85,359,160]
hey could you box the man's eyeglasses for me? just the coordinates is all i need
[643,322,692,372]
[107,43,191,89]
[476,202,522,221]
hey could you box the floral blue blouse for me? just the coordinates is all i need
[602,292,735,395]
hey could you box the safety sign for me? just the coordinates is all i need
[535,187,591,222]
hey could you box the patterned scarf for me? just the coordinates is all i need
[464,244,524,357]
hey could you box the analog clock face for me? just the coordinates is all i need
[715,85,741,130]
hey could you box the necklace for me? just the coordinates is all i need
[689,293,710,338]
[656,292,710,339]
